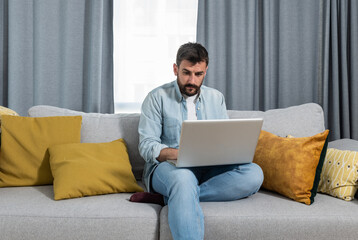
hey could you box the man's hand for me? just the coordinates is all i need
[156,148,178,162]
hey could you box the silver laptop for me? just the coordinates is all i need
[167,118,263,167]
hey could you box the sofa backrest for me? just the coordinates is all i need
[228,103,326,137]
[28,103,325,181]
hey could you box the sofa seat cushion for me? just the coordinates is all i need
[159,190,358,240]
[0,184,160,240]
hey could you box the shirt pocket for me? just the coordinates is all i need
[162,117,181,147]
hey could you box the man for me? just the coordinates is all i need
[136,42,263,240]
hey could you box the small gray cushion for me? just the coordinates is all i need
[28,105,144,180]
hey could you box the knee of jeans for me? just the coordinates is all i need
[248,163,264,192]
[170,170,199,194]
[235,163,263,193]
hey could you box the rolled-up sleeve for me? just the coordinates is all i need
[138,92,168,164]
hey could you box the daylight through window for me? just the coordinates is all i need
[113,0,198,113]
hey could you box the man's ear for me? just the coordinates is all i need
[173,63,178,76]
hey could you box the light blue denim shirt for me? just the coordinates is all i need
[138,80,228,192]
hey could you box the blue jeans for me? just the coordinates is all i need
[151,161,264,240]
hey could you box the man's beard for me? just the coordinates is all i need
[178,81,201,96]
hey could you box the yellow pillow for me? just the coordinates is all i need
[318,148,358,201]
[0,115,82,187]
[49,139,143,200]
[253,130,329,205]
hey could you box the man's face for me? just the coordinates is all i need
[173,60,208,96]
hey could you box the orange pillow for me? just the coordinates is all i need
[253,130,329,205]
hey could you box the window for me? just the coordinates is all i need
[113,0,198,113]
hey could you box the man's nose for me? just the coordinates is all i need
[188,73,196,83]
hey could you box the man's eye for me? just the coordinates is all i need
[183,71,190,75]
[196,73,203,76]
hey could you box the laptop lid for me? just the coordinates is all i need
[172,118,263,167]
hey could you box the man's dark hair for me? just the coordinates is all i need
[176,42,209,67]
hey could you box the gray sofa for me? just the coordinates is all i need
[0,103,357,240]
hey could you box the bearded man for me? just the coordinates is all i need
[137,42,263,240]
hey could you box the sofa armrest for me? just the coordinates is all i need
[328,138,358,151]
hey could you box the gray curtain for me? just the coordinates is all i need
[197,0,358,141]
[322,0,358,140]
[0,0,114,116]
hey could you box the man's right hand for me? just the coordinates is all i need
[156,148,179,162]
